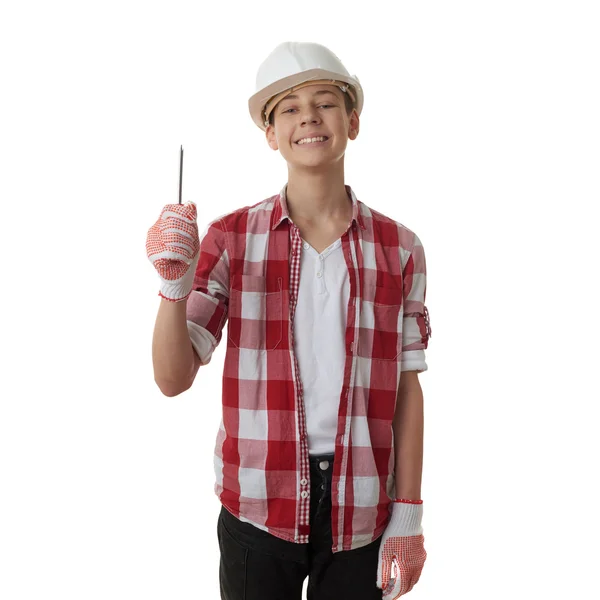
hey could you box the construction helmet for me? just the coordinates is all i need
[248,41,364,132]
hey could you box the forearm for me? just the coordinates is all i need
[152,298,198,395]
[392,382,424,500]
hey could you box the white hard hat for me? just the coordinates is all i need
[248,41,364,132]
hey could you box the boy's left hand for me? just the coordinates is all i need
[376,501,427,599]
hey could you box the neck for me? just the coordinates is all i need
[285,162,351,225]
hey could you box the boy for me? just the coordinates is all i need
[147,41,431,600]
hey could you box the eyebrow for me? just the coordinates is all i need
[280,90,339,101]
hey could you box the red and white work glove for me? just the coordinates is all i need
[376,499,427,599]
[146,202,200,302]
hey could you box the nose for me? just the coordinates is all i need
[300,106,321,126]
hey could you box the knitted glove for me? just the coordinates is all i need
[146,202,200,302]
[376,499,427,599]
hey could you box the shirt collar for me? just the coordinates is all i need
[271,183,366,231]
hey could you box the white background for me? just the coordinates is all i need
[1,1,599,598]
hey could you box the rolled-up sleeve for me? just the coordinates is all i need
[186,218,230,366]
[401,232,432,373]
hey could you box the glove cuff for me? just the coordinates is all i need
[388,499,424,536]
[158,288,192,303]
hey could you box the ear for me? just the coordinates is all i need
[348,109,360,140]
[265,124,279,151]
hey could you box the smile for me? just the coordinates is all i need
[295,136,330,147]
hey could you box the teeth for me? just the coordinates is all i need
[297,136,327,145]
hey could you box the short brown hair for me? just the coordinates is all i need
[268,89,355,127]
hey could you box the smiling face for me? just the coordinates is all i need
[265,84,359,170]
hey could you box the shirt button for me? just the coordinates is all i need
[319,460,329,470]
[317,272,322,277]
[304,243,309,249]
[300,478,308,485]
[301,491,309,499]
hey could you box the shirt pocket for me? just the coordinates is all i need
[227,274,283,351]
[358,284,402,361]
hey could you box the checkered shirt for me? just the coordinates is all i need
[186,184,431,552]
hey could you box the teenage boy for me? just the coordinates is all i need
[147,41,431,600]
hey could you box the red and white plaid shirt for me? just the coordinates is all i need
[186,184,431,553]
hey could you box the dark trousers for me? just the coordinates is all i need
[217,452,383,600]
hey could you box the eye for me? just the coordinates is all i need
[282,104,334,114]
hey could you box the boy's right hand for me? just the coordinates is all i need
[146,202,200,302]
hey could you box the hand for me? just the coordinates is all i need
[376,501,427,599]
[146,201,200,302]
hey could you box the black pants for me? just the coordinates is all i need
[217,452,383,600]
